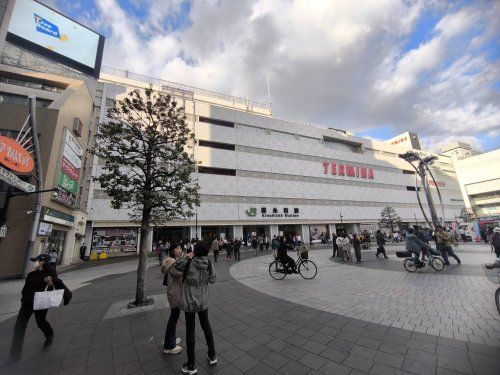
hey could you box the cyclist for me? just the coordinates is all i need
[405,228,427,268]
[277,236,297,273]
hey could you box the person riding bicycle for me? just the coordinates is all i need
[277,236,297,274]
[406,228,427,268]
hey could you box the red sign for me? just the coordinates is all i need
[0,136,34,173]
[61,157,80,181]
[428,180,445,187]
[322,162,374,179]
[391,136,408,145]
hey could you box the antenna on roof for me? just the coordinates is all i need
[266,75,272,115]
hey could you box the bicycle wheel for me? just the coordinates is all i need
[495,287,500,315]
[430,257,444,271]
[298,260,317,279]
[269,260,287,280]
[404,258,417,272]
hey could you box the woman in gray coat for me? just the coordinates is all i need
[174,241,217,375]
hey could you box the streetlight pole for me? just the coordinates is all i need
[339,212,343,234]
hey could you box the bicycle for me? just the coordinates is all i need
[396,248,444,272]
[269,250,317,280]
[483,264,500,315]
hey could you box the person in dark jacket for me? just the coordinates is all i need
[331,233,338,257]
[405,228,427,267]
[375,230,388,258]
[277,236,297,273]
[10,254,61,358]
[352,234,362,262]
[491,227,500,261]
[233,237,242,261]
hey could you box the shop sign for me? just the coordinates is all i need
[0,165,36,192]
[58,172,78,194]
[245,206,300,219]
[38,222,53,236]
[92,227,138,253]
[429,180,445,187]
[322,162,374,179]
[63,145,82,168]
[65,130,84,156]
[42,207,74,227]
[61,157,80,180]
[391,136,408,145]
[54,186,77,207]
[0,135,35,173]
[0,225,7,237]
[54,129,81,208]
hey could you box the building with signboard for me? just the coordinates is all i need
[86,68,466,254]
[0,0,104,278]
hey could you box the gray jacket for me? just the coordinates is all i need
[174,256,216,312]
[405,234,427,253]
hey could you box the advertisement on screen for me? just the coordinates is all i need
[7,0,104,75]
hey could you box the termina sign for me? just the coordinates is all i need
[322,162,374,179]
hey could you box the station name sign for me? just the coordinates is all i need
[246,207,300,218]
[322,162,374,179]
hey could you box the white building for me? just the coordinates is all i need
[85,68,466,255]
[441,143,500,221]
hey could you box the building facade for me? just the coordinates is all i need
[86,69,466,254]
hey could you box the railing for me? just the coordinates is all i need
[100,66,270,111]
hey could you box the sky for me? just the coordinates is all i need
[45,0,499,153]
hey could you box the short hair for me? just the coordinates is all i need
[194,240,210,256]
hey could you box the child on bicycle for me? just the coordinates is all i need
[406,228,427,267]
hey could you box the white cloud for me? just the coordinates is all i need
[78,0,499,152]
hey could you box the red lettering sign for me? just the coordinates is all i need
[320,162,375,180]
[331,163,337,175]
[368,168,374,179]
[347,165,355,177]
[61,157,80,181]
[322,162,329,174]
[339,165,345,176]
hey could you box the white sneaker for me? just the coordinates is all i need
[163,345,182,354]
[176,337,181,345]
[207,355,217,365]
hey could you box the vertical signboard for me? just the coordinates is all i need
[53,128,83,208]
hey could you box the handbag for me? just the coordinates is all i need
[163,273,169,286]
[33,286,64,310]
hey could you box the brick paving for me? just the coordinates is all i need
[0,245,498,375]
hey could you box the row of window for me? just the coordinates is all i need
[406,186,421,191]
[0,92,53,108]
[402,170,415,175]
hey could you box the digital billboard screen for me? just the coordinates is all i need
[6,0,104,77]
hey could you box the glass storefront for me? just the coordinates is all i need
[44,230,66,265]
[92,227,138,254]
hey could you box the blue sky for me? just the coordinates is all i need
[47,0,499,153]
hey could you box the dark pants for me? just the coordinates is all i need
[260,243,264,252]
[354,247,361,262]
[11,303,53,357]
[440,246,460,264]
[185,309,215,366]
[213,250,219,262]
[460,234,467,242]
[376,245,388,258]
[164,307,181,349]
[332,245,339,257]
[265,243,269,251]
[280,255,296,272]
[234,246,240,261]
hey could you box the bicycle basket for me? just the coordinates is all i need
[396,251,411,258]
[300,252,308,260]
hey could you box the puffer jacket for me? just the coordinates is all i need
[174,256,216,312]
[161,257,183,308]
[435,231,452,248]
[405,234,427,253]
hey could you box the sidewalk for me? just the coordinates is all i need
[0,245,498,374]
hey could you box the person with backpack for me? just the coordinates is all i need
[161,244,184,355]
[174,241,217,375]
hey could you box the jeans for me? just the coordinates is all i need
[234,246,240,261]
[164,307,181,349]
[354,247,361,262]
[11,302,53,357]
[213,250,219,262]
[185,309,215,366]
[440,246,460,264]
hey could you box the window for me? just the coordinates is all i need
[199,116,234,128]
[198,140,235,151]
[402,170,415,175]
[0,92,52,108]
[198,166,236,176]
[406,186,421,191]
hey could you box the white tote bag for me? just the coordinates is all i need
[33,286,64,310]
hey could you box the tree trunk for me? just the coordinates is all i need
[135,209,151,305]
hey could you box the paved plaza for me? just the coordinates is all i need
[0,243,499,375]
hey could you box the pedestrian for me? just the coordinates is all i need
[161,244,184,354]
[79,244,86,261]
[174,241,217,375]
[264,235,269,251]
[459,227,467,242]
[226,239,233,260]
[272,235,278,257]
[480,228,488,243]
[435,226,461,265]
[297,234,302,246]
[210,237,220,262]
[259,236,265,252]
[49,249,58,271]
[233,237,241,261]
[405,228,426,268]
[336,233,350,261]
[352,233,361,262]
[491,227,500,262]
[331,232,338,257]
[278,236,297,273]
[375,230,388,258]
[251,236,258,256]
[10,254,60,359]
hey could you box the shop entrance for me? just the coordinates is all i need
[201,226,233,240]
[154,226,189,245]
[44,230,66,265]
[309,224,329,242]
[278,224,301,240]
[335,224,347,235]
[242,225,268,245]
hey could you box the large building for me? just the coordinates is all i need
[0,0,104,278]
[85,69,466,255]
[441,143,500,224]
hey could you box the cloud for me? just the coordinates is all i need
[60,0,500,153]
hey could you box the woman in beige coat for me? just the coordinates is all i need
[161,244,183,354]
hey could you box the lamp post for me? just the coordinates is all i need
[339,212,344,234]
[399,151,445,230]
